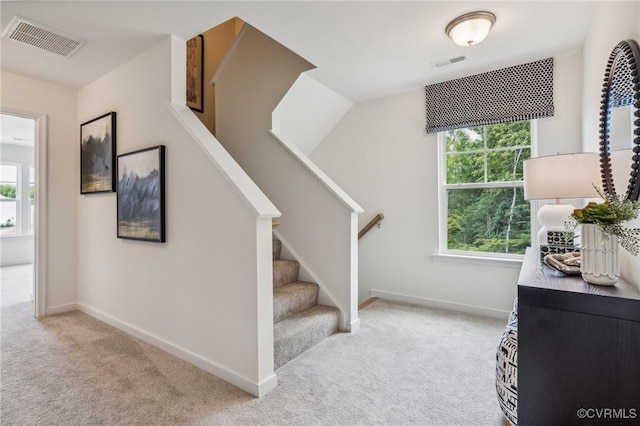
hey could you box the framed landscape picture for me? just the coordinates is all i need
[186,34,204,112]
[80,112,116,194]
[117,145,166,243]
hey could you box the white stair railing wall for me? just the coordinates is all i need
[213,24,363,331]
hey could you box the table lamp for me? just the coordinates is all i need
[523,153,600,258]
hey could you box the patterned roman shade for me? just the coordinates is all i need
[425,58,554,133]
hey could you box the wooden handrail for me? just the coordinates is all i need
[358,213,384,240]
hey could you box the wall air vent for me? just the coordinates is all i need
[2,16,86,58]
[432,55,467,68]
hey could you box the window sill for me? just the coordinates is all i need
[432,252,524,269]
[0,233,33,239]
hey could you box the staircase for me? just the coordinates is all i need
[272,238,340,369]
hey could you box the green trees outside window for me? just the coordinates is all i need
[0,164,18,234]
[443,121,532,255]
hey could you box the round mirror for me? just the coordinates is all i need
[599,39,640,201]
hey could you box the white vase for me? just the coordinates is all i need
[580,223,619,285]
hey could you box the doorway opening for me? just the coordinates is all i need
[0,112,46,318]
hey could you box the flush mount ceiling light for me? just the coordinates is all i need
[445,11,496,47]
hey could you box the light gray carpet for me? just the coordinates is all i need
[1,265,508,425]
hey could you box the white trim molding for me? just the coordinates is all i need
[34,113,47,318]
[78,303,277,397]
[369,289,510,320]
[431,253,523,269]
[46,303,78,316]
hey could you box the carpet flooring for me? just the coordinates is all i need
[1,265,508,425]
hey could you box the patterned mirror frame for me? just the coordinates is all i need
[599,39,640,201]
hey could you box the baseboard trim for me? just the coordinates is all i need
[369,290,510,320]
[344,318,360,332]
[77,303,273,397]
[257,373,278,397]
[358,297,379,311]
[46,303,78,315]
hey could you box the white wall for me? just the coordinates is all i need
[0,143,34,266]
[215,25,362,330]
[581,1,640,286]
[273,73,353,156]
[76,36,276,396]
[0,71,78,309]
[311,51,583,316]
[193,17,240,136]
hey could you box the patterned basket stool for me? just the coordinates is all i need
[496,298,518,425]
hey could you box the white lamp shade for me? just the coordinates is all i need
[523,153,601,200]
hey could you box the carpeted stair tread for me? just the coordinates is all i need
[274,304,340,369]
[273,281,319,323]
[272,239,282,260]
[273,259,299,287]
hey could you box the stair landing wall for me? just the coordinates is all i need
[215,24,362,331]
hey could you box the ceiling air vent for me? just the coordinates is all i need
[2,16,86,58]
[432,55,467,69]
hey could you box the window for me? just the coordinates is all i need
[0,163,19,235]
[439,120,533,256]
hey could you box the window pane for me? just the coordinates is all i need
[0,164,18,199]
[29,167,35,233]
[445,128,483,152]
[0,201,17,235]
[446,153,484,184]
[0,164,17,181]
[30,204,35,233]
[29,167,35,203]
[487,148,531,182]
[447,187,530,254]
[485,121,531,149]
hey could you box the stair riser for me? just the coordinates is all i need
[273,282,319,323]
[274,308,339,369]
[273,239,282,260]
[273,260,299,287]
[271,238,339,370]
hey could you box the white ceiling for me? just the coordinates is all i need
[0,1,595,104]
[1,114,35,148]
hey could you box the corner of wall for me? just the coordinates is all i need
[170,35,186,106]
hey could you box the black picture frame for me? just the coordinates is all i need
[186,34,204,112]
[80,111,116,194]
[117,145,166,243]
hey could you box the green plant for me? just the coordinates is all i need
[0,218,14,228]
[0,184,16,199]
[566,187,640,255]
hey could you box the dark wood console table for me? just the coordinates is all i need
[518,248,640,425]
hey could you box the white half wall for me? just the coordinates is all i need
[215,25,361,330]
[77,36,277,396]
[581,1,640,287]
[311,51,584,315]
[273,73,353,156]
[0,71,77,308]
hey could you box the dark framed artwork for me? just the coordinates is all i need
[80,111,116,194]
[186,34,204,112]
[117,145,166,243]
